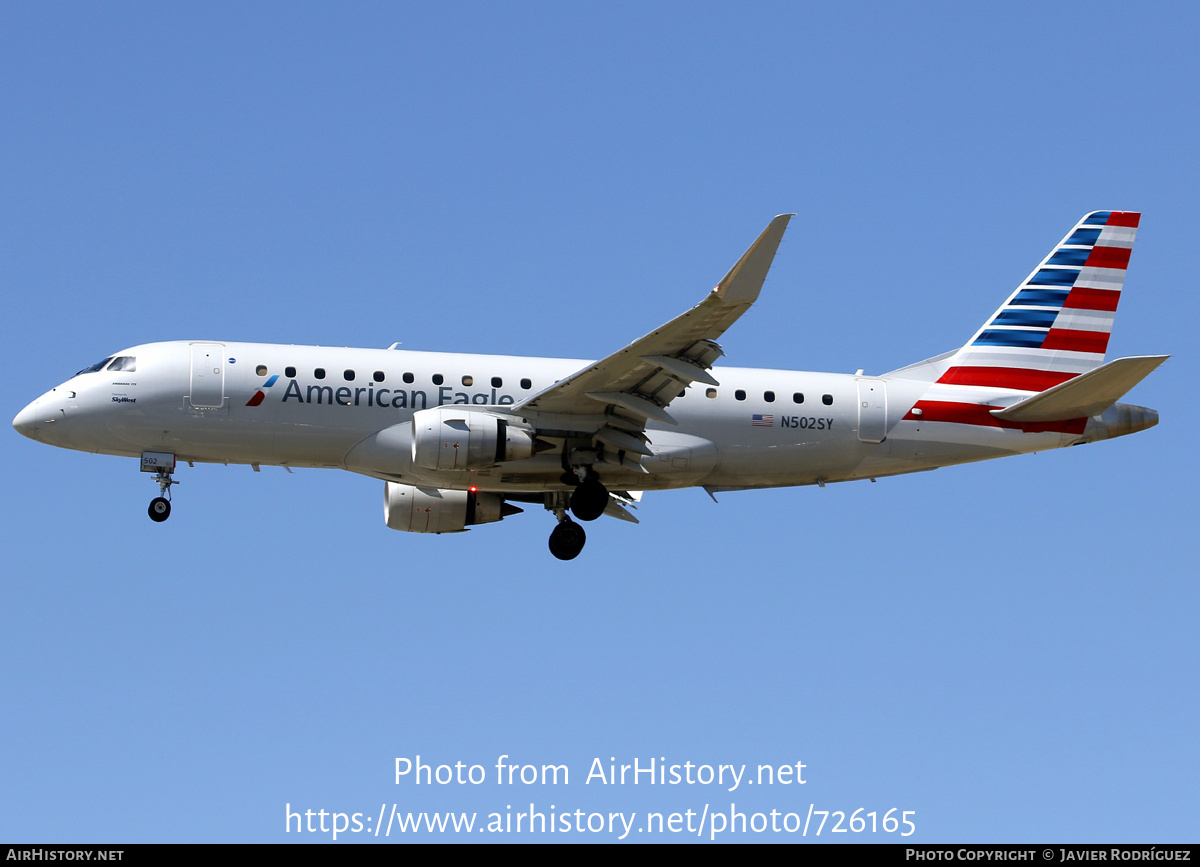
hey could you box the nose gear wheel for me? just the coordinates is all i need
[147,467,177,523]
[148,497,171,522]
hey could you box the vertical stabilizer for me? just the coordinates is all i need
[938,211,1139,393]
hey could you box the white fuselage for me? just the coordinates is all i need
[14,339,1088,496]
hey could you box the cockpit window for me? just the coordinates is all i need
[75,357,114,376]
[107,356,136,372]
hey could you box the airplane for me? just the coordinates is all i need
[12,211,1166,560]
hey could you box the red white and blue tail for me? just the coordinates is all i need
[895,211,1158,435]
[939,210,1139,390]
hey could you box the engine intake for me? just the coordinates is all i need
[383,482,521,534]
[410,408,537,471]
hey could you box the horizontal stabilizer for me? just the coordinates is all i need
[990,355,1167,422]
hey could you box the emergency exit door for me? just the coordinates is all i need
[189,343,226,409]
[857,378,887,443]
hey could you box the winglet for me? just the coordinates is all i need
[713,214,793,304]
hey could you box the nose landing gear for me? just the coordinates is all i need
[147,468,177,522]
[148,495,171,522]
[141,452,179,523]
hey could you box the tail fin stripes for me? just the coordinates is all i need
[899,211,1150,435]
[937,210,1140,392]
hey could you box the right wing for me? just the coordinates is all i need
[508,214,793,447]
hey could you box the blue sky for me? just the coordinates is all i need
[2,2,1196,843]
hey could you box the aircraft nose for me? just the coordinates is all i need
[13,400,41,439]
[13,397,55,441]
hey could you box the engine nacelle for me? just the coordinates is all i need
[383,482,517,534]
[410,408,537,471]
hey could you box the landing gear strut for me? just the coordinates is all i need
[548,455,610,557]
[140,452,179,523]
[545,491,588,560]
[147,467,177,523]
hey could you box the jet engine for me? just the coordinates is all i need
[383,482,522,534]
[410,407,538,471]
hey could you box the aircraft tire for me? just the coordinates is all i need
[548,519,586,560]
[569,478,608,522]
[148,497,171,522]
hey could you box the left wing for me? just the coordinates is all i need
[509,214,792,446]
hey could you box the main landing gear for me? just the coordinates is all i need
[546,469,611,560]
[569,475,609,522]
[548,515,586,561]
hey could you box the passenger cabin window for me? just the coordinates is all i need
[285,366,296,378]
[432,374,444,385]
[706,388,718,399]
[764,391,775,402]
[735,389,746,401]
[793,392,804,404]
[373,371,385,382]
[822,394,833,405]
[520,378,532,389]
[491,377,502,388]
[107,356,137,373]
[77,357,114,376]
[315,368,326,380]
[462,375,473,386]
[255,364,267,376]
[403,372,414,384]
[344,369,355,381]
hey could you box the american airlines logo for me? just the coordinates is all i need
[246,374,279,406]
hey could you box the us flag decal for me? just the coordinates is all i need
[751,414,774,427]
